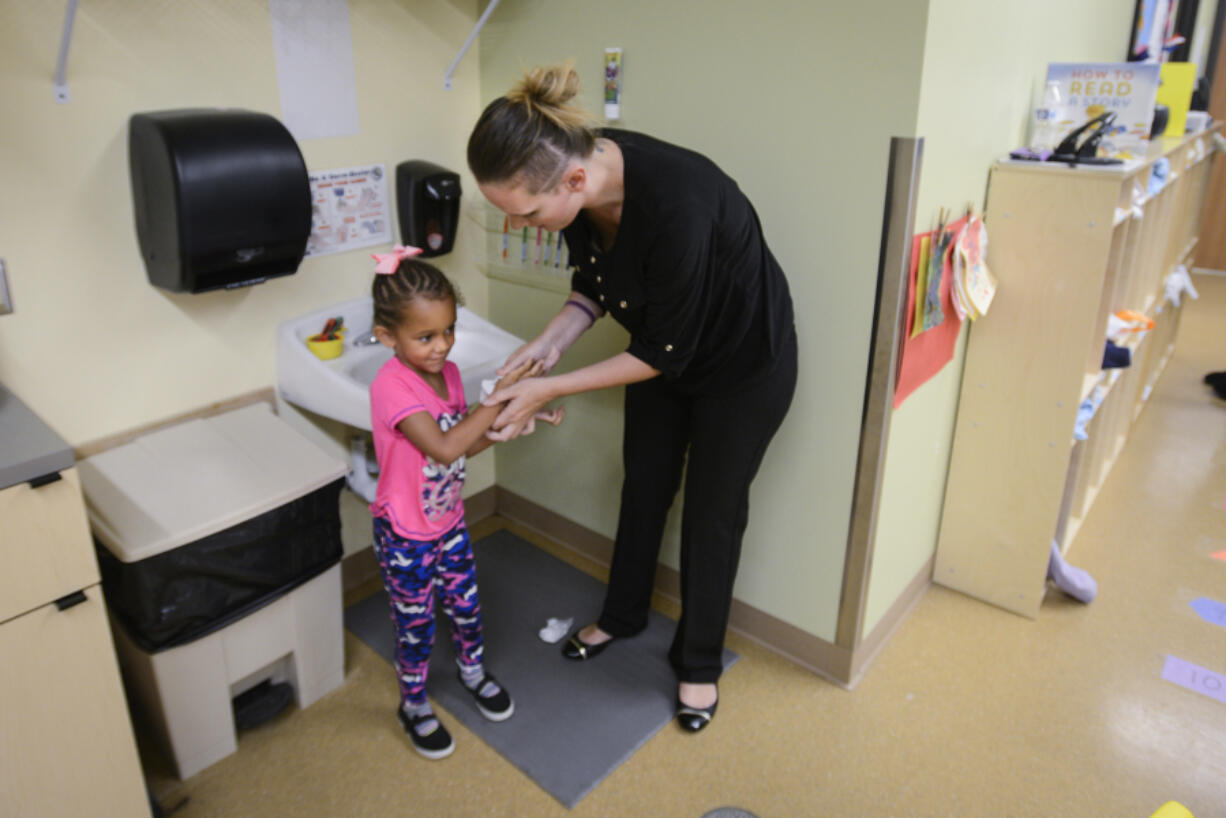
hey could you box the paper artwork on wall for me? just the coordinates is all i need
[894,215,969,409]
[304,165,392,258]
[269,0,360,141]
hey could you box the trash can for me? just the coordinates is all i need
[78,403,348,779]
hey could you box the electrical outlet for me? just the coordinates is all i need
[0,258,11,315]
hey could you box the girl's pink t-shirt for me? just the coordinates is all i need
[369,357,467,540]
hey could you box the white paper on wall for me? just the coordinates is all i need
[304,164,392,258]
[268,0,360,140]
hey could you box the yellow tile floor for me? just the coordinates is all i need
[144,275,1226,817]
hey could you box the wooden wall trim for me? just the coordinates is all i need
[848,556,933,688]
[494,487,616,566]
[494,488,865,687]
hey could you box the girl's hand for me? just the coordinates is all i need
[482,376,557,441]
[485,407,564,441]
[534,406,565,426]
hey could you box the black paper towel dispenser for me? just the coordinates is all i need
[129,109,312,293]
[396,160,461,257]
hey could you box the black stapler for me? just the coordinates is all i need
[1050,112,1124,166]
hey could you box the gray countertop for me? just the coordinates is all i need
[0,384,74,490]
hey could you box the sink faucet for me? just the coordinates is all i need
[352,331,381,347]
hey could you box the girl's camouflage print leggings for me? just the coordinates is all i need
[372,517,484,707]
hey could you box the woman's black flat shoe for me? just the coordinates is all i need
[675,693,718,732]
[561,630,614,660]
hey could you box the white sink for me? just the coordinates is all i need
[276,296,524,431]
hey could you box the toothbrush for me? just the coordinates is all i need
[543,231,553,265]
[501,216,508,260]
[535,227,542,265]
[521,227,528,264]
[554,232,564,268]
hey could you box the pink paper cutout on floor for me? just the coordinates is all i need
[1211,549,1226,563]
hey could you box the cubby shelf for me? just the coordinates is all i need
[934,127,1218,618]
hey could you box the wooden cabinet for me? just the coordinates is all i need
[935,129,1217,618]
[0,469,150,818]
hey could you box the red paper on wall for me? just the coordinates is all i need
[893,216,969,409]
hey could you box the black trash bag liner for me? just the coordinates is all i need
[97,478,344,653]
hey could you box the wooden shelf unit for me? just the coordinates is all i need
[934,128,1218,618]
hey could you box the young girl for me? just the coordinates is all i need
[367,245,558,759]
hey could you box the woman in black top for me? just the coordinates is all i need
[468,64,796,732]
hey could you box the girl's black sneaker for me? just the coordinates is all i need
[460,672,514,721]
[397,707,454,759]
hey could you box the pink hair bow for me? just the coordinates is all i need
[371,244,423,274]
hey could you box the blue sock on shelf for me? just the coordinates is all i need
[1102,340,1131,369]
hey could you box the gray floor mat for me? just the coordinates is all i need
[344,527,738,808]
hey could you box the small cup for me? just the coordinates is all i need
[306,332,344,360]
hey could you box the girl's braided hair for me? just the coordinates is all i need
[371,258,462,330]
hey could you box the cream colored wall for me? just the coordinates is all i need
[862,0,1140,635]
[478,1,929,640]
[0,1,497,509]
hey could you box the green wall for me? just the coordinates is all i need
[479,0,930,640]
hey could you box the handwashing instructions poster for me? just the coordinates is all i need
[305,164,392,258]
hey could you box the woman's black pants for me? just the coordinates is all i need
[596,332,797,683]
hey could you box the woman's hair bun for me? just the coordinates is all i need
[508,62,582,110]
[467,60,596,190]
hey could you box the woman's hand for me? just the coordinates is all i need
[497,292,601,376]
[493,358,544,392]
[486,352,657,441]
[498,336,563,376]
[482,376,558,441]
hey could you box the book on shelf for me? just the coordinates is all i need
[1031,62,1161,159]
[1156,62,1197,137]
